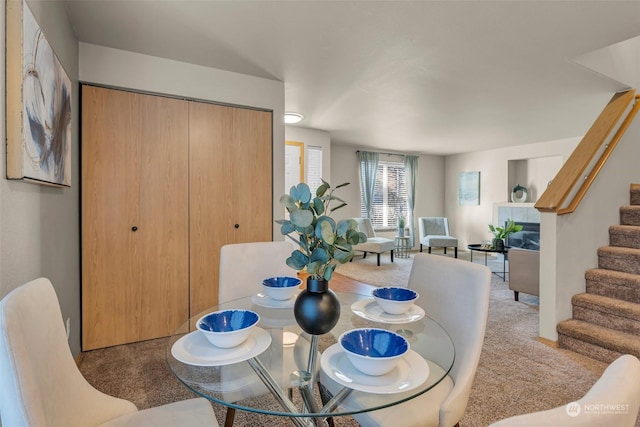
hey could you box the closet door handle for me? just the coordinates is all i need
[234,224,240,229]
[131,226,138,232]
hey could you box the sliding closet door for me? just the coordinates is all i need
[189,102,273,316]
[82,86,189,350]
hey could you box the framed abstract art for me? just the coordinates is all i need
[6,0,72,187]
[458,171,480,206]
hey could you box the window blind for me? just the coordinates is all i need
[306,145,323,195]
[360,160,408,228]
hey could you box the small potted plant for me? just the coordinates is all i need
[397,214,406,237]
[488,219,523,250]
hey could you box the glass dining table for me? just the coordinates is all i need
[166,290,455,427]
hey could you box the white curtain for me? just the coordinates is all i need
[404,155,418,247]
[358,151,379,218]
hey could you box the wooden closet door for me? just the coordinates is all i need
[230,107,273,243]
[82,86,189,350]
[189,102,273,316]
[136,94,189,342]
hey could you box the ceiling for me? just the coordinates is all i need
[62,1,640,155]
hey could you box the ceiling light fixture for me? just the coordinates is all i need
[284,112,304,124]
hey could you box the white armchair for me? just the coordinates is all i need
[418,217,458,258]
[350,218,395,266]
[0,278,219,427]
[489,354,640,427]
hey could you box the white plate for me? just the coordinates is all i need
[320,344,429,394]
[251,292,298,308]
[351,298,425,324]
[171,327,271,366]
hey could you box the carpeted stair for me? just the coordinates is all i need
[558,184,640,363]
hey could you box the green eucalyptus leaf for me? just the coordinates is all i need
[336,219,351,237]
[334,246,352,262]
[310,247,329,263]
[296,225,315,236]
[312,197,325,215]
[280,221,295,235]
[316,217,336,244]
[286,250,309,270]
[323,265,334,281]
[291,209,313,228]
[306,260,322,276]
[331,202,347,212]
[298,235,309,252]
[280,194,297,210]
[316,182,329,197]
[326,195,346,203]
[344,229,360,245]
[292,183,312,204]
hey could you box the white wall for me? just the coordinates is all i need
[79,43,285,241]
[444,137,579,248]
[285,126,332,190]
[508,155,563,202]
[330,145,445,246]
[1,0,81,354]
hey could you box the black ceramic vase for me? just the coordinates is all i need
[293,277,341,335]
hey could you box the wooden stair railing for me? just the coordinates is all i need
[535,89,638,215]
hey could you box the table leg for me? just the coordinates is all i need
[503,256,506,280]
[320,387,354,414]
[247,357,314,427]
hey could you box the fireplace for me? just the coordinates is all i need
[506,221,540,250]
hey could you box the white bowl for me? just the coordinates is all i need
[196,309,260,348]
[262,276,302,301]
[339,328,409,376]
[372,287,419,315]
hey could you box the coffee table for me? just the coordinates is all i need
[467,244,510,280]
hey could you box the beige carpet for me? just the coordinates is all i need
[78,250,639,426]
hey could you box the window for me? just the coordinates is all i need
[306,145,323,195]
[361,160,408,228]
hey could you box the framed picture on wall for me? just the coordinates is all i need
[6,0,72,187]
[459,171,480,205]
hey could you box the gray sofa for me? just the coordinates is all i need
[508,248,540,301]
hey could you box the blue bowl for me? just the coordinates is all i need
[262,276,302,300]
[372,287,419,315]
[197,309,260,348]
[339,328,409,376]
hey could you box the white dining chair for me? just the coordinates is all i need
[0,277,219,427]
[218,241,303,426]
[219,241,297,304]
[488,354,640,427]
[345,253,491,427]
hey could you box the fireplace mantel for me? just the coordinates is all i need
[493,202,540,226]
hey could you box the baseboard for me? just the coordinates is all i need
[537,336,558,348]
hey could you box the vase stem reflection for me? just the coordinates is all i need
[293,277,340,335]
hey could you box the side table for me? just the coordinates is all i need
[395,236,411,258]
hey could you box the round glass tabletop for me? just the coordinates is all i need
[166,291,455,420]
